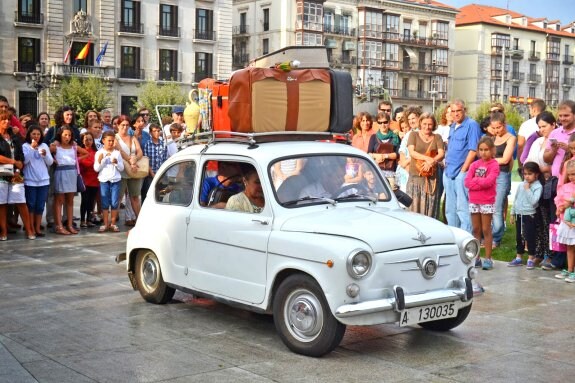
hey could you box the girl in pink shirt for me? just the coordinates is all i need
[554,159,575,283]
[464,136,500,270]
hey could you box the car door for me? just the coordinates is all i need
[187,159,271,304]
[149,160,197,285]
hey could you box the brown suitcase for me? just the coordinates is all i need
[228,68,331,133]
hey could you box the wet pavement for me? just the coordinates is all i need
[2,226,575,383]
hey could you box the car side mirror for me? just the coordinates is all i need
[393,188,413,207]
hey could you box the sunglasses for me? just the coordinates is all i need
[378,121,389,124]
[141,113,149,116]
[380,109,391,112]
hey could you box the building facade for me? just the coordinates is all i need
[454,4,575,112]
[1,0,232,117]
[232,0,458,112]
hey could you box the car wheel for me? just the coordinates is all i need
[273,274,346,357]
[134,250,175,304]
[418,303,472,331]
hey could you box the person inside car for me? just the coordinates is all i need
[200,161,242,208]
[225,166,264,213]
[299,157,347,199]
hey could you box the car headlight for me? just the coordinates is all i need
[347,250,372,279]
[460,238,480,264]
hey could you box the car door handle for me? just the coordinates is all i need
[252,219,269,225]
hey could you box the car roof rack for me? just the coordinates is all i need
[176,130,351,150]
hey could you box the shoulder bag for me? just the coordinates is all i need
[375,141,396,171]
[121,136,149,179]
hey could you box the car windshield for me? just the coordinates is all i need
[271,155,391,207]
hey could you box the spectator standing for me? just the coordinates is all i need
[78,132,99,228]
[523,111,556,167]
[464,136,500,270]
[390,107,404,134]
[378,100,392,119]
[368,112,399,179]
[351,112,373,153]
[94,131,124,232]
[518,99,546,170]
[554,159,575,282]
[138,107,151,134]
[163,106,186,139]
[435,106,453,144]
[544,100,575,177]
[142,124,167,203]
[0,95,25,137]
[444,99,482,233]
[397,107,421,192]
[37,112,51,135]
[101,109,114,132]
[22,125,53,237]
[44,106,81,145]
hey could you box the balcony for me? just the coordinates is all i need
[358,58,383,67]
[194,29,216,41]
[232,25,249,35]
[527,73,542,83]
[563,77,575,87]
[491,45,508,55]
[118,22,144,34]
[491,69,503,79]
[233,53,250,67]
[158,25,180,38]
[510,72,525,82]
[546,52,560,62]
[13,61,37,73]
[329,55,356,67]
[511,50,524,59]
[193,72,214,82]
[382,60,400,69]
[51,63,115,78]
[14,10,43,25]
[564,55,574,65]
[323,25,356,37]
[528,51,541,61]
[119,68,145,80]
[382,31,401,42]
[156,71,182,82]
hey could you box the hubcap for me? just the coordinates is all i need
[142,256,158,290]
[285,289,324,343]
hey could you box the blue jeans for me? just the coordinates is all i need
[100,181,121,210]
[492,171,511,244]
[24,185,49,214]
[444,171,472,233]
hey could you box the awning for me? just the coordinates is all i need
[325,39,337,49]
[403,47,416,60]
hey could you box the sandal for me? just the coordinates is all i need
[109,225,120,233]
[80,221,88,228]
[98,225,108,233]
[55,226,71,235]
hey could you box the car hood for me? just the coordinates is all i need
[280,206,455,252]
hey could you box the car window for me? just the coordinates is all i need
[155,161,196,206]
[199,160,244,208]
[272,154,391,207]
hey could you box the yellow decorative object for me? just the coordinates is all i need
[184,89,200,134]
[274,60,301,72]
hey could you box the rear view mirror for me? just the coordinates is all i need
[393,189,413,207]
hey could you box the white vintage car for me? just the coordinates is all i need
[124,132,479,357]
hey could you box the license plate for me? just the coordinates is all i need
[399,302,457,327]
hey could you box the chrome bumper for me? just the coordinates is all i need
[335,278,473,318]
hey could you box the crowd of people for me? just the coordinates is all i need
[352,98,575,282]
[0,95,185,239]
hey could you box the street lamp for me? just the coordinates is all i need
[25,63,50,113]
[367,73,373,102]
[429,78,438,112]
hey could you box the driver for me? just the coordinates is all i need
[299,157,346,199]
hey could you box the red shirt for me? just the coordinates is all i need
[79,148,99,187]
[11,116,25,138]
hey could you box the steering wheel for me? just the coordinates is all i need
[332,183,369,199]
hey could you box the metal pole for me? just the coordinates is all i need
[501,44,505,101]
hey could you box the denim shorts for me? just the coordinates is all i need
[100,181,121,210]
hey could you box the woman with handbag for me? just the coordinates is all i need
[351,112,374,153]
[406,113,445,216]
[115,115,144,224]
[0,110,36,240]
[367,112,400,180]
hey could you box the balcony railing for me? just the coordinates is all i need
[491,69,503,78]
[323,25,356,37]
[156,71,182,82]
[564,55,574,65]
[382,31,401,41]
[401,62,448,74]
[194,29,216,41]
[547,52,560,61]
[382,60,400,69]
[563,77,575,87]
[158,25,180,37]
[329,55,356,66]
[233,54,250,67]
[527,73,542,83]
[13,61,37,73]
[14,10,43,24]
[119,68,145,79]
[528,51,540,61]
[193,72,214,82]
[119,22,144,34]
[51,63,116,78]
[295,21,322,31]
[359,58,383,67]
[232,25,249,35]
[510,72,525,82]
[511,50,524,59]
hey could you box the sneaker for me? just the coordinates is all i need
[482,259,494,270]
[540,257,555,270]
[475,257,482,268]
[526,260,535,270]
[555,269,569,280]
[566,273,575,283]
[508,258,523,267]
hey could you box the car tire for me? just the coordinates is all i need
[134,250,175,304]
[273,274,346,357]
[418,303,472,331]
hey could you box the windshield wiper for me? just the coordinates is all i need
[335,193,378,203]
[282,195,337,206]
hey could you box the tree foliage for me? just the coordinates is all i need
[48,76,112,127]
[132,81,187,124]
[472,101,526,131]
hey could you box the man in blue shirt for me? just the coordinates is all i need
[444,99,482,233]
[200,162,242,208]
